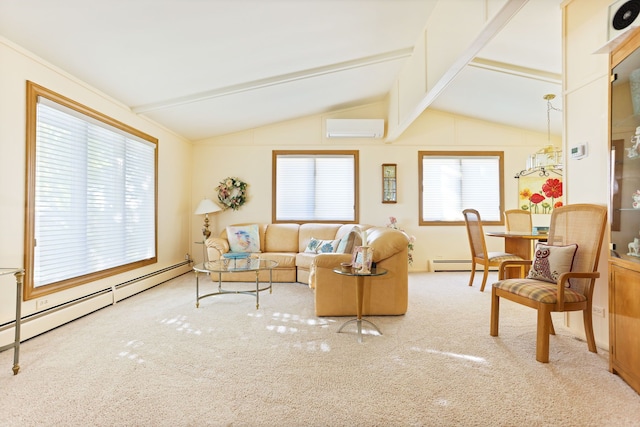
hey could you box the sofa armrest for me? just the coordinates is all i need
[313,253,353,268]
[309,253,352,289]
[205,237,230,261]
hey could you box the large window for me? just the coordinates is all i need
[419,151,504,225]
[24,82,158,300]
[272,150,358,223]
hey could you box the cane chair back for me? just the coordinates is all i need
[504,209,532,233]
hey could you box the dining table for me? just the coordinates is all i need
[485,231,548,278]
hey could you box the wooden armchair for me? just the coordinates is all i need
[462,209,523,292]
[490,204,607,363]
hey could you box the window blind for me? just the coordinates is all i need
[275,153,355,221]
[422,155,501,222]
[33,99,156,287]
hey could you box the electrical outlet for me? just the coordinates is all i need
[593,306,605,317]
[36,298,49,309]
[185,253,190,260]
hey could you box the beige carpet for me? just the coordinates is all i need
[1,271,639,426]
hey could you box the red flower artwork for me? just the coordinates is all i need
[518,175,563,214]
[542,178,562,198]
[530,193,545,204]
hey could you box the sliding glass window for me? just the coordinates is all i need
[24,82,158,300]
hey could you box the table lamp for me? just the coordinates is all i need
[194,198,222,239]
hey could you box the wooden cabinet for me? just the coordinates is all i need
[609,29,640,395]
[609,261,640,394]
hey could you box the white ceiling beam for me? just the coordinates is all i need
[469,57,561,84]
[387,0,529,142]
[132,47,413,114]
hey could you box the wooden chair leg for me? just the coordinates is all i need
[548,313,555,335]
[583,308,597,353]
[536,305,551,363]
[479,265,489,292]
[468,262,476,287]
[490,287,500,336]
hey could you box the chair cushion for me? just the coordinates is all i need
[227,224,261,253]
[483,252,522,262]
[493,279,586,304]
[527,243,578,284]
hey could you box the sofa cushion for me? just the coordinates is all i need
[227,224,260,253]
[305,237,340,253]
[296,252,318,270]
[264,223,300,252]
[255,252,296,268]
[298,224,342,252]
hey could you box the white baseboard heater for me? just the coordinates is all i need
[430,259,499,272]
[0,261,192,347]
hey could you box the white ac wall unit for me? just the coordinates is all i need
[326,119,385,139]
[596,0,640,53]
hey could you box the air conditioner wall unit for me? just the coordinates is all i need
[595,0,640,53]
[326,119,385,139]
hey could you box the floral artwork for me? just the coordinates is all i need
[518,176,563,214]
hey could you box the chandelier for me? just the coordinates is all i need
[515,94,563,178]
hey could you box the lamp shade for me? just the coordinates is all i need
[194,198,222,215]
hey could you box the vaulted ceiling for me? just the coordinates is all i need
[0,0,563,141]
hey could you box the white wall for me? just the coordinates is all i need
[191,101,556,272]
[0,38,193,344]
[562,0,611,349]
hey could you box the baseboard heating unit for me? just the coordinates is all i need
[0,261,191,347]
[429,259,499,272]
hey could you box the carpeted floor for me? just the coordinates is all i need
[1,271,639,426]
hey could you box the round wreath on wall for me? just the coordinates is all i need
[216,177,248,211]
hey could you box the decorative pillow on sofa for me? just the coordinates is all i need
[527,243,578,285]
[305,237,340,254]
[336,229,363,254]
[227,224,261,253]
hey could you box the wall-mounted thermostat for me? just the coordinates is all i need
[570,143,588,160]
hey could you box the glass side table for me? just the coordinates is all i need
[1,268,25,375]
[332,265,388,343]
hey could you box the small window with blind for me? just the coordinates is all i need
[272,150,358,223]
[24,81,158,300]
[419,151,504,225]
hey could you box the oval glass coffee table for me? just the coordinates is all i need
[332,265,388,342]
[194,258,278,309]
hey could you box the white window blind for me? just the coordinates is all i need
[275,153,355,221]
[33,98,156,287]
[422,154,501,222]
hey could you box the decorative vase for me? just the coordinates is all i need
[358,246,373,274]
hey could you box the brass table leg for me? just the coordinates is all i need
[12,270,23,375]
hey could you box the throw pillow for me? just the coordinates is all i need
[305,237,340,254]
[527,243,578,284]
[227,224,261,253]
[336,229,363,254]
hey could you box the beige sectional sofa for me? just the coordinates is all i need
[204,223,409,316]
